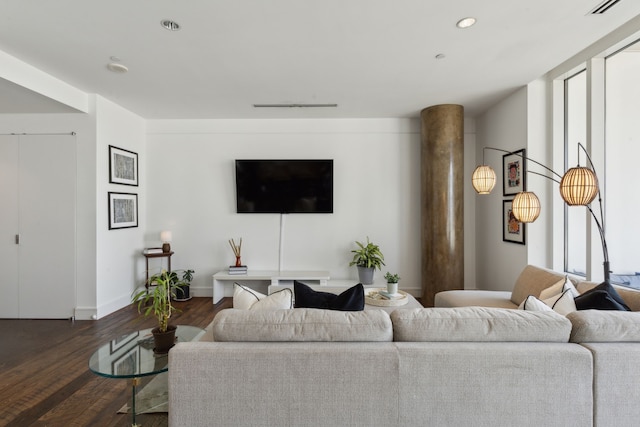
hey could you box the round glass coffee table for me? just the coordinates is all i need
[89,325,205,427]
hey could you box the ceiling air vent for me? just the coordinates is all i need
[253,104,338,108]
[590,0,621,14]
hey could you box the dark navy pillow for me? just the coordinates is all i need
[574,282,631,311]
[294,281,364,311]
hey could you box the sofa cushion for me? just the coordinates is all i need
[539,276,579,300]
[212,308,393,342]
[574,282,631,311]
[294,281,364,311]
[567,310,640,342]
[510,265,567,306]
[391,307,571,342]
[233,283,293,310]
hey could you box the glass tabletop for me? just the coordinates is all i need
[88,325,205,379]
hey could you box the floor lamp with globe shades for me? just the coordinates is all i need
[471,143,610,284]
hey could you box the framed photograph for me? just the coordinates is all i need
[112,347,139,376]
[110,330,139,354]
[502,149,526,196]
[503,200,525,245]
[109,145,138,186]
[108,192,138,230]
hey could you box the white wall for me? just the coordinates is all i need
[475,89,529,291]
[146,117,478,296]
[95,96,146,318]
[145,119,424,295]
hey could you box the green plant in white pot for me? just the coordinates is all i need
[384,272,400,295]
[349,237,385,284]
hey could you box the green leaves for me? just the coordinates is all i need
[384,272,400,283]
[131,269,191,332]
[349,236,385,271]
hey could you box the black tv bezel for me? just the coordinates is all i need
[235,159,334,214]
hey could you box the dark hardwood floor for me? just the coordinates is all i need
[0,297,231,427]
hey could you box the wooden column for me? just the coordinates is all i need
[421,104,464,306]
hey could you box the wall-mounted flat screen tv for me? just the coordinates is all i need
[235,159,333,213]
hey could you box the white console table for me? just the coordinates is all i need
[212,270,330,304]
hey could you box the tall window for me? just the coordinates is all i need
[605,41,640,288]
[564,70,587,277]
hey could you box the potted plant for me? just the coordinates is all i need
[132,269,185,353]
[349,237,385,284]
[174,269,194,301]
[384,272,400,295]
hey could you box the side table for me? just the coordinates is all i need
[144,251,174,290]
[88,325,204,427]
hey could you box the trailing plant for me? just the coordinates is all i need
[384,272,400,283]
[349,237,385,270]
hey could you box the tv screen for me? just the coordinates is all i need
[235,159,333,213]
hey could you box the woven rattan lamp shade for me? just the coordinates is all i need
[471,165,496,194]
[512,191,541,223]
[559,166,598,206]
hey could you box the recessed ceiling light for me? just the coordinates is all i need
[456,17,477,29]
[107,62,128,73]
[161,19,181,31]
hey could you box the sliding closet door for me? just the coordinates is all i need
[0,136,20,318]
[18,135,76,318]
[0,134,76,318]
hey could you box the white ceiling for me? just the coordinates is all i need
[1,0,639,119]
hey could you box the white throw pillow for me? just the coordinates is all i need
[521,295,553,312]
[539,276,579,300]
[233,283,293,310]
[521,289,576,316]
[545,289,577,315]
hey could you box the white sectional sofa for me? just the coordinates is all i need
[168,266,640,427]
[434,264,640,311]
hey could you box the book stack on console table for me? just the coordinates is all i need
[143,247,164,255]
[228,265,248,275]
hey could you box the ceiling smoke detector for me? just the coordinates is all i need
[161,19,181,31]
[107,62,128,73]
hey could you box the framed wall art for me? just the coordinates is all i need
[109,145,138,186]
[108,192,138,230]
[112,347,139,376]
[502,149,525,196]
[503,200,525,245]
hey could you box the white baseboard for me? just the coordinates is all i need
[74,306,98,320]
[190,286,213,298]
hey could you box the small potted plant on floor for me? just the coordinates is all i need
[349,237,385,284]
[174,269,194,301]
[132,270,186,353]
[384,272,400,295]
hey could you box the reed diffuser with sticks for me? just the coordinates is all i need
[229,238,243,267]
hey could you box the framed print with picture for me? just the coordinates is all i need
[503,200,525,245]
[502,149,525,196]
[108,192,138,229]
[112,347,139,376]
[109,145,138,186]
